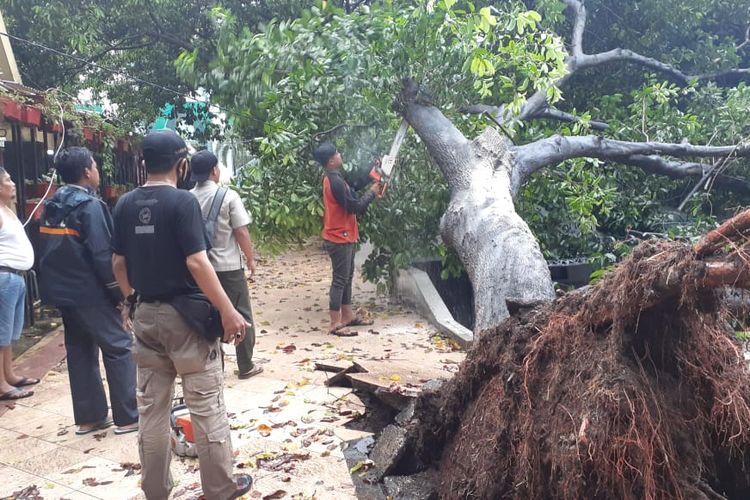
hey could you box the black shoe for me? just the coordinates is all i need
[228,474,252,499]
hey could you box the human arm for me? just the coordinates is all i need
[227,191,256,277]
[185,250,248,344]
[81,201,124,304]
[112,253,134,330]
[233,226,256,278]
[327,173,378,215]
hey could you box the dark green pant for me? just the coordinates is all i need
[216,270,256,373]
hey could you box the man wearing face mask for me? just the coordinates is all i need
[111,129,252,500]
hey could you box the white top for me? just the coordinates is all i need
[190,181,252,272]
[0,207,34,271]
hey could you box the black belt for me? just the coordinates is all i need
[0,266,26,276]
[139,294,176,303]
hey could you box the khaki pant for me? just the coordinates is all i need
[133,302,235,500]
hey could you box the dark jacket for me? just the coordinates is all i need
[37,185,123,307]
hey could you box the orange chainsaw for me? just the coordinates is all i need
[369,118,409,197]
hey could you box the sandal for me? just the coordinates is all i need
[345,317,374,327]
[238,365,264,379]
[114,423,139,435]
[0,387,34,401]
[76,419,114,435]
[14,377,40,387]
[329,328,358,337]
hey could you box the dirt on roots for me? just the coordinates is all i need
[403,240,750,499]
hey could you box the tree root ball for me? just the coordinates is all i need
[403,240,750,499]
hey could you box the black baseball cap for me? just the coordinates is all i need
[142,129,188,167]
[191,150,219,182]
[313,142,337,166]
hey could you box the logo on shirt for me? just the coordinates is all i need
[138,208,152,224]
[136,207,155,234]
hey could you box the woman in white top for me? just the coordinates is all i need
[0,166,38,400]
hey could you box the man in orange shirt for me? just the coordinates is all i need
[314,143,381,337]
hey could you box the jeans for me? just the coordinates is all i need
[0,272,26,346]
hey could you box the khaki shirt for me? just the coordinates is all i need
[191,181,251,272]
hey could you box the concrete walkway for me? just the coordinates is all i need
[0,242,464,499]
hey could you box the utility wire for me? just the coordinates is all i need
[0,30,267,127]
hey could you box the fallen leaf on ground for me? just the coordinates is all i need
[257,423,273,437]
[82,478,114,487]
[349,459,374,474]
[262,490,287,499]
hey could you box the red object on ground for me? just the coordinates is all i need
[175,415,195,443]
[21,106,42,126]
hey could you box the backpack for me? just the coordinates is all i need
[204,187,228,244]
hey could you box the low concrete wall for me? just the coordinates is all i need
[395,267,474,347]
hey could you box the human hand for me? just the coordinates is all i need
[371,182,384,198]
[120,303,133,331]
[248,258,257,281]
[221,307,249,346]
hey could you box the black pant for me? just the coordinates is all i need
[324,241,355,311]
[60,305,138,426]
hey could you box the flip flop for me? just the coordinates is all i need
[238,365,264,379]
[76,419,114,435]
[345,317,374,327]
[114,424,139,435]
[14,377,40,387]
[0,387,34,401]
[330,328,358,337]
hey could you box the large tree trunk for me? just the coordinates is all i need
[400,83,555,332]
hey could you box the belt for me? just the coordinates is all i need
[0,266,26,276]
[139,294,176,304]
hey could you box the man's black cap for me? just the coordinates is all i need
[142,129,188,166]
[313,142,337,166]
[191,150,219,182]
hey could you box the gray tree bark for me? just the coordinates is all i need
[400,84,556,331]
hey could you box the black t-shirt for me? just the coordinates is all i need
[111,185,208,298]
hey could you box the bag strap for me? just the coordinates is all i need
[206,187,228,224]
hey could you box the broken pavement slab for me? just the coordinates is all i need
[383,469,439,500]
[368,424,409,481]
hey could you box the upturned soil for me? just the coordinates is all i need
[403,240,750,499]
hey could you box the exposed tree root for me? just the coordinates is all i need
[398,210,750,499]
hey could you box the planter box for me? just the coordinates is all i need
[1,99,22,121]
[103,185,117,200]
[24,198,44,222]
[21,106,42,127]
[26,183,57,198]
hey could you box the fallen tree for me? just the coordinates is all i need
[388,210,750,499]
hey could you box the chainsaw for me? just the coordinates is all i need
[369,118,409,197]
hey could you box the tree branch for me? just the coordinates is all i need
[561,0,586,57]
[533,107,609,130]
[399,79,471,189]
[512,135,750,193]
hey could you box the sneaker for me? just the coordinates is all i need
[197,474,253,500]
[228,474,253,499]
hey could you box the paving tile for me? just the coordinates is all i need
[11,446,94,477]
[0,463,89,499]
[0,404,72,437]
[0,429,59,464]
